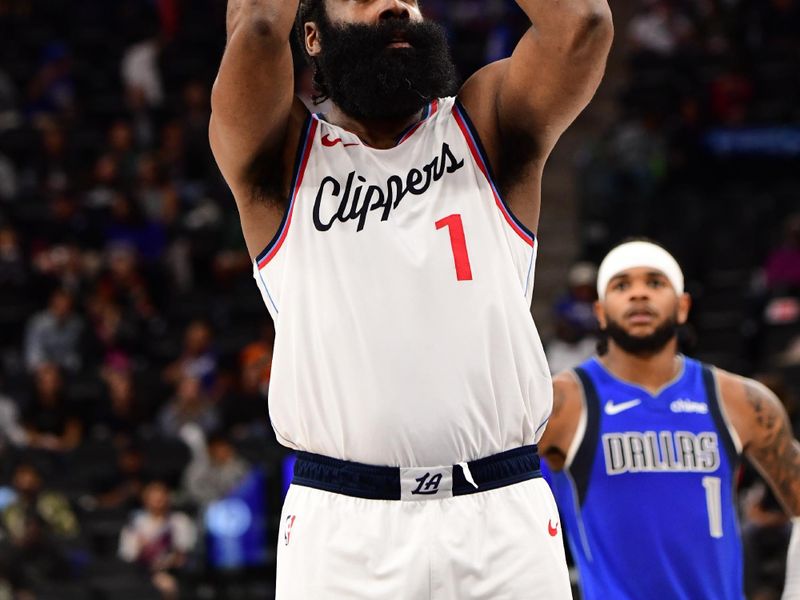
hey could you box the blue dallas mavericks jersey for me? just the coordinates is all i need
[550,356,744,600]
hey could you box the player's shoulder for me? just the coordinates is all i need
[713,367,784,450]
[552,369,586,423]
[714,367,775,407]
[553,369,583,400]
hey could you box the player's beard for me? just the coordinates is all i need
[603,313,679,356]
[314,14,458,121]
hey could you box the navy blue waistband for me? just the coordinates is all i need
[292,445,541,500]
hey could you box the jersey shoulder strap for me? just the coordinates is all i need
[700,363,742,460]
[567,364,602,506]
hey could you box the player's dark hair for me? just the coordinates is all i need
[295,0,330,104]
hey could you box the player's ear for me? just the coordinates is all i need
[677,293,691,325]
[593,300,607,330]
[305,22,322,57]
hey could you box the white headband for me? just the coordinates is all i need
[597,241,684,300]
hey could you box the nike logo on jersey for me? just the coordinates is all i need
[548,520,559,537]
[604,399,642,415]
[321,134,359,148]
[313,142,465,233]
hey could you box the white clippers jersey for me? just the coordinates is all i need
[252,97,552,467]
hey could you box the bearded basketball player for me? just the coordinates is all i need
[541,241,800,599]
[210,1,613,597]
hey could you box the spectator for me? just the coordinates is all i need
[764,213,800,292]
[121,38,164,109]
[0,463,79,583]
[239,321,274,392]
[628,0,694,57]
[26,42,75,121]
[221,349,270,439]
[104,192,166,263]
[93,243,160,324]
[0,391,25,453]
[179,81,213,184]
[86,300,139,368]
[85,443,147,512]
[29,120,73,194]
[23,288,83,372]
[0,225,29,316]
[158,375,219,439]
[83,154,120,211]
[134,154,180,227]
[20,363,82,453]
[0,151,17,201]
[180,425,250,508]
[107,120,140,185]
[118,481,196,600]
[93,367,147,444]
[163,320,217,391]
[546,263,599,374]
[32,242,91,297]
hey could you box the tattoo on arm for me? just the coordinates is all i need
[744,380,800,516]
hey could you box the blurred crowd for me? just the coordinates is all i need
[0,0,797,598]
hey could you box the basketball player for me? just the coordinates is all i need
[210,0,612,597]
[540,240,800,599]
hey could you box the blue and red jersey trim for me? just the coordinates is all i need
[395,99,439,146]
[452,100,536,248]
[256,115,318,269]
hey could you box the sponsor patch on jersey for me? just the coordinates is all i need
[670,398,709,414]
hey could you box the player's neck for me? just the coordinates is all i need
[326,105,427,149]
[601,341,682,395]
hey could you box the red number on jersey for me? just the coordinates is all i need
[435,214,473,281]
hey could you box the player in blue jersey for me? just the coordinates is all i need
[539,240,800,600]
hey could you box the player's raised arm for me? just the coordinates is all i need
[210,0,307,257]
[457,0,612,232]
[497,0,613,149]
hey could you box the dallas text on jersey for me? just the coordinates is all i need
[602,431,721,475]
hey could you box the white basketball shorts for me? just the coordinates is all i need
[275,449,571,599]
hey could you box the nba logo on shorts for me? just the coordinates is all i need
[284,515,296,546]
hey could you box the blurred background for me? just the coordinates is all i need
[0,0,797,598]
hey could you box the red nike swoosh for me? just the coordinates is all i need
[322,134,359,148]
[548,520,559,537]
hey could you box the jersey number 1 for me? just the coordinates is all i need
[436,214,473,281]
[702,476,724,538]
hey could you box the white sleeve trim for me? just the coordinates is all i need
[711,366,743,455]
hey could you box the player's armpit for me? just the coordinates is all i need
[539,372,584,472]
[736,378,800,517]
